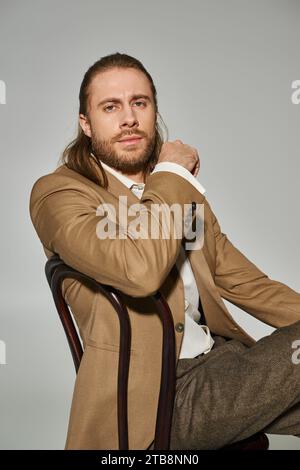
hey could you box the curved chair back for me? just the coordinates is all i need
[45,254,175,450]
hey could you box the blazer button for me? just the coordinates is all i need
[175,322,184,333]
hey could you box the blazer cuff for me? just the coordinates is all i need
[151,162,206,195]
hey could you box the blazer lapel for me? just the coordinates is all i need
[187,248,231,317]
[105,169,141,205]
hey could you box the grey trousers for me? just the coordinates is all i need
[169,320,300,449]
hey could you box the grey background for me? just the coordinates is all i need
[0,0,299,450]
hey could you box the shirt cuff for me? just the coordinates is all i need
[151,162,206,195]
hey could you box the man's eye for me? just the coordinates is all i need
[104,101,146,112]
[104,105,115,112]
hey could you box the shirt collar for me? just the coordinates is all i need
[93,154,146,191]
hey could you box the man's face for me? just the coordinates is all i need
[79,67,157,175]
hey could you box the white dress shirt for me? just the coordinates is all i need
[98,158,214,358]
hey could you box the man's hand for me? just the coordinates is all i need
[157,139,200,177]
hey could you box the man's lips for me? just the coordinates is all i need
[117,137,143,145]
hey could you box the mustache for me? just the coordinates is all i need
[115,131,145,142]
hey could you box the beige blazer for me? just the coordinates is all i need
[29,161,300,449]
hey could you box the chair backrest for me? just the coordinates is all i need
[45,254,269,451]
[45,254,176,450]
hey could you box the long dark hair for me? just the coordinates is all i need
[59,52,168,188]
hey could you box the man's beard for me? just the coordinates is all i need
[90,129,157,176]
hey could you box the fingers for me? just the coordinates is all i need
[192,160,200,177]
[172,139,200,176]
[191,149,200,176]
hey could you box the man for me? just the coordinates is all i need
[29,52,300,450]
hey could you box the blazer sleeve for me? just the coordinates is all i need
[206,200,300,328]
[29,170,205,298]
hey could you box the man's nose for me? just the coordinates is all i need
[120,105,138,127]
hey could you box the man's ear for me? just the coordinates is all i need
[79,114,92,138]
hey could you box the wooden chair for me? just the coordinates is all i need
[45,254,269,451]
